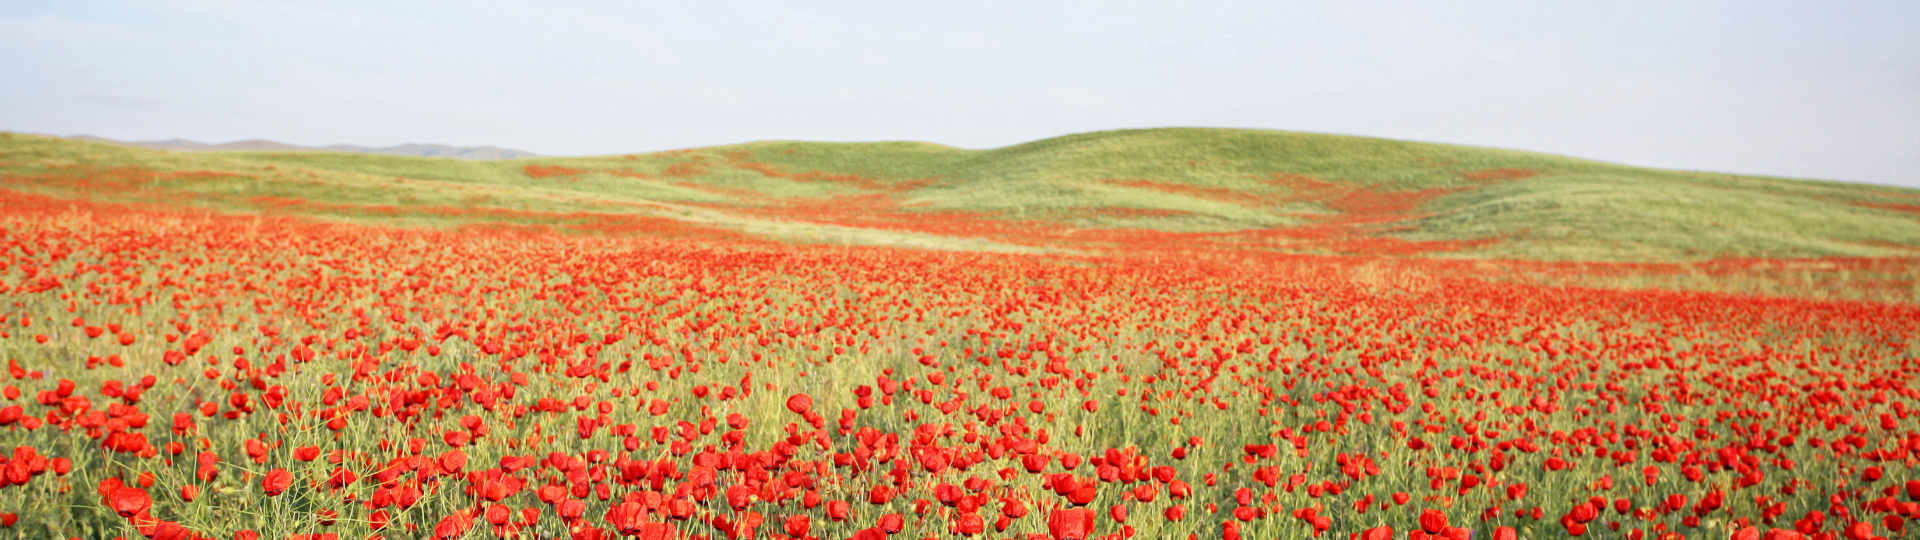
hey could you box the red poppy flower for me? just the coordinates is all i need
[263,468,293,496]
[1419,508,1448,534]
[786,393,813,415]
[1048,507,1094,540]
[104,484,151,517]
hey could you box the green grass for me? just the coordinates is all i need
[4,128,1918,260]
[1405,173,1920,260]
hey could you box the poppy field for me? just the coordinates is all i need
[1,130,1919,539]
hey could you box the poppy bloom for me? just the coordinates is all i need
[953,512,984,536]
[605,500,646,534]
[786,393,814,415]
[1419,509,1448,534]
[1048,507,1095,540]
[104,484,151,517]
[783,514,810,537]
[263,468,293,496]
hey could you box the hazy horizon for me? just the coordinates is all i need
[4,1,1915,188]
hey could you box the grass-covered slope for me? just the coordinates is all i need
[3,128,1917,260]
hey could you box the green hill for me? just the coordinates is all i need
[3,128,1917,260]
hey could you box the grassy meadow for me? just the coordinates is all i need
[0,128,1916,539]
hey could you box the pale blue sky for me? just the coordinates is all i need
[3,1,1915,187]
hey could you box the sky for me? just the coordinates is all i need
[3,1,1916,187]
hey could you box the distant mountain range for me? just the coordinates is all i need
[65,135,538,160]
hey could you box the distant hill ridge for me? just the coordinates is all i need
[8,127,1919,262]
[65,135,538,160]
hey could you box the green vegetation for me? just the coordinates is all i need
[3,128,1917,260]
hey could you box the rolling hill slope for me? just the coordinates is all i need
[3,128,1918,261]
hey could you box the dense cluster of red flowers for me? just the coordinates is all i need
[0,190,1916,539]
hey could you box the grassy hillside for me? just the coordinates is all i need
[3,128,1918,260]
